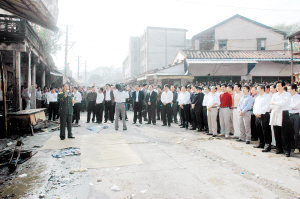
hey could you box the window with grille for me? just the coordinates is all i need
[219,40,227,50]
[257,39,266,50]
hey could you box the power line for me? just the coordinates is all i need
[169,0,300,11]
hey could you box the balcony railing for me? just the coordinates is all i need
[0,14,46,56]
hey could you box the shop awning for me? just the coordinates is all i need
[0,0,58,31]
[187,59,258,64]
[50,71,63,77]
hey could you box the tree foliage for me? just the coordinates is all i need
[33,25,63,55]
[88,66,122,85]
[272,22,300,36]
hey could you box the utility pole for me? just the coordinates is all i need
[78,56,80,79]
[85,60,87,87]
[64,25,68,76]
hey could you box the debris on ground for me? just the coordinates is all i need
[140,189,148,194]
[39,194,45,198]
[97,179,102,182]
[87,125,109,133]
[111,185,120,191]
[52,149,80,158]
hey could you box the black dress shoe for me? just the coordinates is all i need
[285,153,290,157]
[68,136,75,139]
[123,128,127,131]
[262,148,271,152]
[253,144,264,148]
[190,128,196,130]
[60,137,65,140]
[139,122,143,124]
[115,129,118,131]
[251,138,258,141]
[246,141,250,144]
[212,135,217,137]
[180,126,186,128]
[275,150,283,154]
[178,124,183,126]
[168,124,171,127]
[162,124,167,126]
[207,133,213,135]
[145,122,151,124]
[271,145,276,150]
[132,122,136,124]
[236,139,244,142]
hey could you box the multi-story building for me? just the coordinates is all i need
[123,37,140,79]
[192,14,285,51]
[123,27,190,79]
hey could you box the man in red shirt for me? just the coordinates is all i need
[218,84,233,138]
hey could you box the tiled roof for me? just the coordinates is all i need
[181,50,300,60]
[192,14,286,41]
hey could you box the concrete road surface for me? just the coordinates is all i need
[1,111,300,199]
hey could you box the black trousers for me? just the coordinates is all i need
[202,106,208,130]
[179,105,183,125]
[217,109,220,133]
[104,101,113,122]
[289,113,300,150]
[112,103,115,121]
[157,100,162,119]
[274,111,291,153]
[255,113,271,146]
[48,102,58,121]
[251,114,258,140]
[133,103,142,123]
[191,108,196,128]
[182,104,190,128]
[95,103,104,123]
[73,103,81,123]
[143,102,148,120]
[172,102,178,123]
[87,100,96,122]
[60,114,72,138]
[148,104,156,124]
[195,106,203,129]
[161,103,172,125]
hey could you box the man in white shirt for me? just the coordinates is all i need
[202,86,211,132]
[161,84,173,127]
[270,80,292,157]
[36,86,42,108]
[177,87,183,126]
[288,84,300,154]
[47,87,58,121]
[253,85,272,152]
[114,84,129,130]
[95,87,104,123]
[103,84,115,123]
[232,83,243,138]
[179,85,191,130]
[207,86,220,136]
[72,87,82,125]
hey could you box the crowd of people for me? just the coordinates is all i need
[15,79,300,157]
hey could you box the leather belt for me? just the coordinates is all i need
[220,106,229,108]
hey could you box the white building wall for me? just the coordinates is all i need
[214,17,284,51]
[250,61,300,76]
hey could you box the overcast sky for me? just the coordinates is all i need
[53,0,300,74]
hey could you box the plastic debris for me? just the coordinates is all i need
[18,174,27,178]
[103,126,108,129]
[274,179,284,183]
[39,194,45,198]
[241,172,244,174]
[140,189,148,194]
[111,185,120,191]
[246,152,250,155]
[52,149,80,158]
[87,125,108,132]
[97,179,102,182]
[89,182,94,186]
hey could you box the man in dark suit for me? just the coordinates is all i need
[145,85,157,125]
[103,84,115,123]
[132,85,144,124]
[191,86,204,132]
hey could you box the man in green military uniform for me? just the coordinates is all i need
[58,83,75,140]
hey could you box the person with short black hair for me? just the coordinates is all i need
[287,84,300,154]
[114,84,129,130]
[179,85,191,129]
[146,85,157,125]
[161,84,173,127]
[253,84,272,152]
[72,87,82,125]
[132,85,144,124]
[95,87,104,123]
[236,85,253,144]
[191,86,204,132]
[269,80,292,157]
[103,84,115,123]
[47,87,58,121]
[156,86,163,120]
[86,86,97,123]
[218,84,232,138]
[171,85,178,124]
[207,86,220,136]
